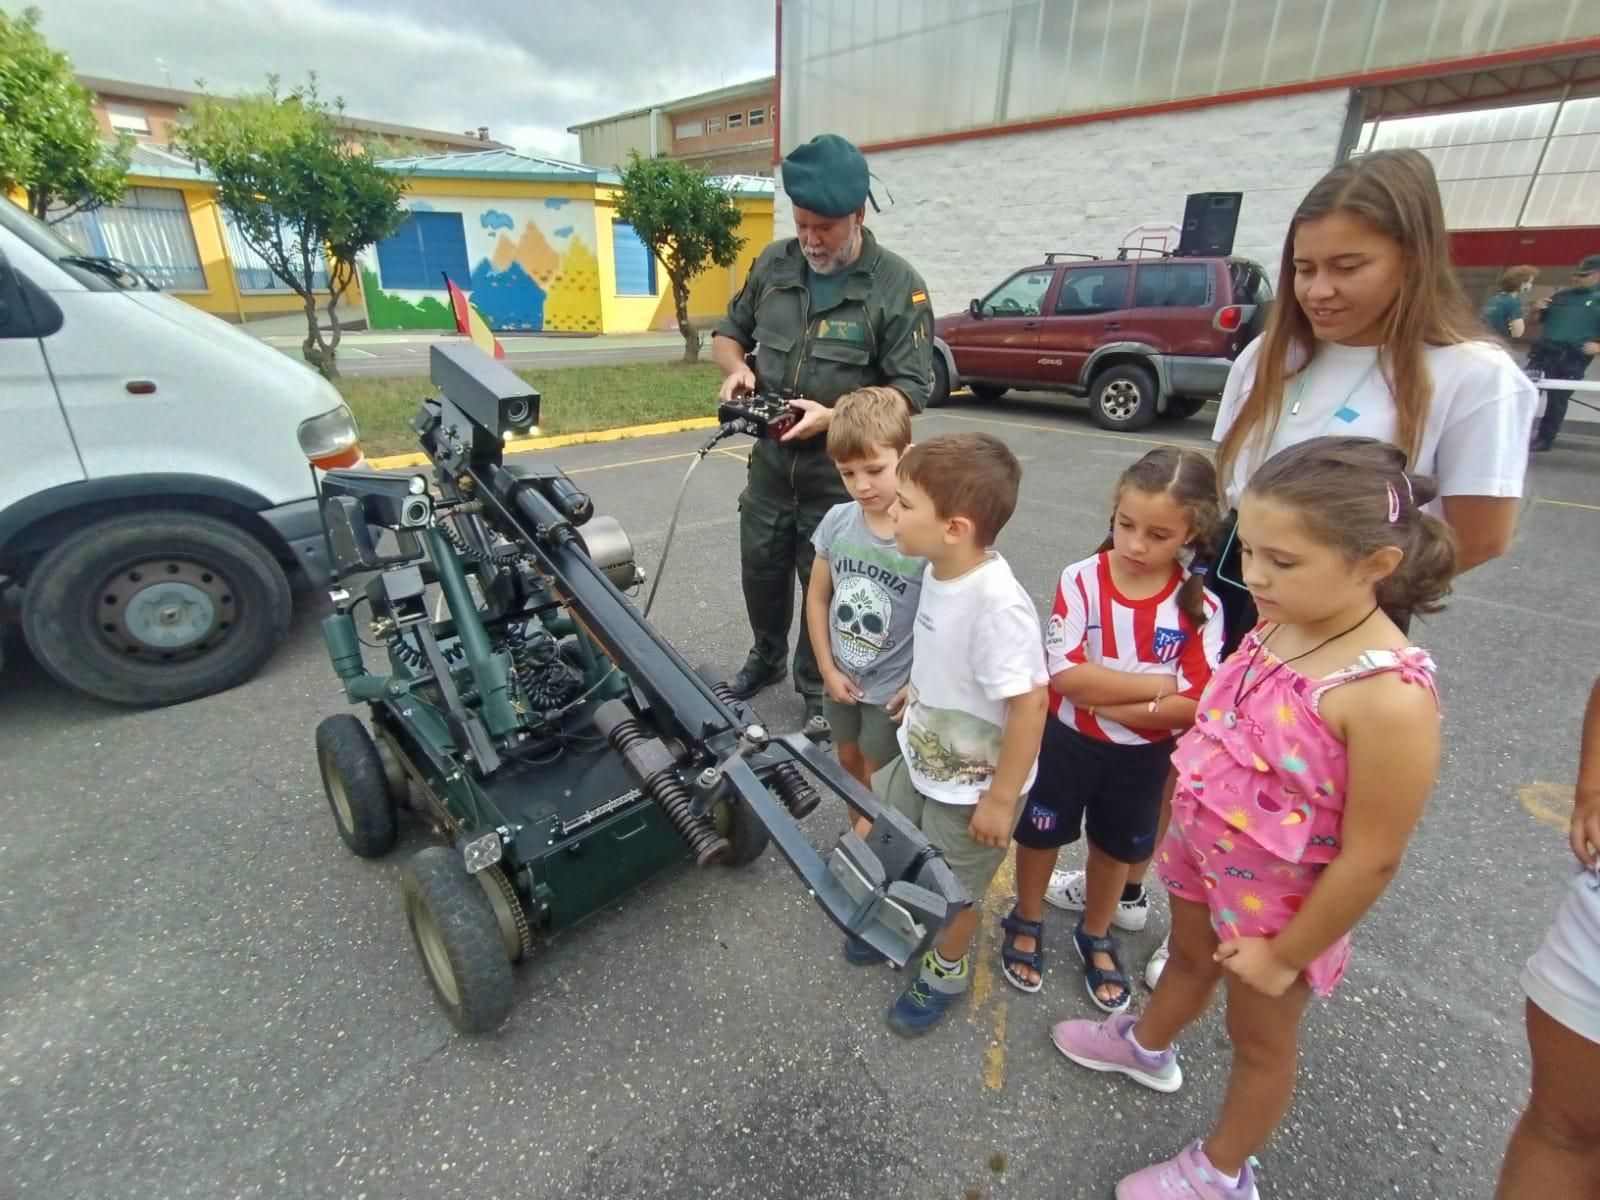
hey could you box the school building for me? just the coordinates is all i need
[774,0,1599,311]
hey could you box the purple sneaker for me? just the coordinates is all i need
[1050,1011,1183,1093]
[1115,1141,1258,1200]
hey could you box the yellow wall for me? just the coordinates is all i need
[592,188,775,334]
[136,175,361,325]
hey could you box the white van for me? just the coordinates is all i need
[0,198,361,705]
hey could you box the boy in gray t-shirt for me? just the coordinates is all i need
[805,388,924,825]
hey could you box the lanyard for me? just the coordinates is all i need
[1217,355,1381,589]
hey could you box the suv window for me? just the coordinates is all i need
[1229,261,1273,304]
[1055,265,1130,314]
[982,269,1053,316]
[1135,262,1211,308]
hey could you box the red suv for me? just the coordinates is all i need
[931,251,1273,429]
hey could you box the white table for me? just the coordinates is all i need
[1532,375,1600,416]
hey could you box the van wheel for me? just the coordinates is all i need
[1162,396,1210,421]
[929,356,951,408]
[1089,364,1159,431]
[969,383,1007,402]
[21,512,292,706]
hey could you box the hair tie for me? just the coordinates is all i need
[1386,482,1401,523]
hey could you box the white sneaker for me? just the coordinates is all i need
[1043,869,1149,931]
[1145,934,1170,989]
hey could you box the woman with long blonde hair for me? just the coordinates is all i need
[1207,147,1537,653]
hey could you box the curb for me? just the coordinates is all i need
[364,416,721,471]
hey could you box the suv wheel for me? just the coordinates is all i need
[1089,364,1159,431]
[969,383,1007,402]
[929,355,951,408]
[1162,396,1209,421]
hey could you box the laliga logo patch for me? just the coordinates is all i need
[1045,613,1068,651]
[1152,626,1189,663]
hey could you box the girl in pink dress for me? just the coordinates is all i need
[1052,436,1455,1200]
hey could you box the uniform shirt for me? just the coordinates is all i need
[1481,291,1523,339]
[1214,337,1537,510]
[1536,284,1600,347]
[810,501,925,706]
[1044,552,1222,746]
[714,227,935,411]
[896,553,1049,806]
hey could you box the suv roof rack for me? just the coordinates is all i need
[1043,251,1097,264]
[1114,246,1175,260]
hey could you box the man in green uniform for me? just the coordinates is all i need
[1528,254,1600,452]
[713,133,934,722]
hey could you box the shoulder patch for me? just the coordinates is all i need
[910,289,928,306]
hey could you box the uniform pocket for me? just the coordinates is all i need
[753,324,796,353]
[810,340,871,365]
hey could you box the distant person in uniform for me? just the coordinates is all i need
[1483,265,1537,340]
[1527,255,1600,452]
[712,134,934,725]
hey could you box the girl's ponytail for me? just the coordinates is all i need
[1377,473,1458,615]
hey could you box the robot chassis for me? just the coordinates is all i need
[310,343,968,1034]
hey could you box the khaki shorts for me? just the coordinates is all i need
[822,697,901,766]
[871,756,1024,903]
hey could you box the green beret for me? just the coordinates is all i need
[781,134,868,218]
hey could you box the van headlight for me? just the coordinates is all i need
[298,404,363,469]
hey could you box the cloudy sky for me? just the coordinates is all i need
[35,0,775,159]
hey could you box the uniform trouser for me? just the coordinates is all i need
[737,438,851,699]
[1529,341,1593,443]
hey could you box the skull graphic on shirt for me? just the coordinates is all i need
[833,574,893,671]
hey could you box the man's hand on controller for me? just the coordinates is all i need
[718,366,756,402]
[779,397,831,441]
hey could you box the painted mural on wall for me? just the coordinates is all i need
[361,195,602,334]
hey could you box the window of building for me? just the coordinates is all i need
[675,119,704,139]
[727,112,743,130]
[748,107,765,127]
[612,221,657,296]
[374,211,470,291]
[106,103,151,136]
[1056,265,1131,314]
[224,215,329,293]
[708,116,723,133]
[1134,262,1210,308]
[52,185,205,290]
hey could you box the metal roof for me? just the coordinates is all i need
[377,149,622,184]
[708,173,776,196]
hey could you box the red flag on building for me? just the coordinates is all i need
[443,274,505,359]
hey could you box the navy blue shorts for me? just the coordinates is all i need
[1013,720,1173,863]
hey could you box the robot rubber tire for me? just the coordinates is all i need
[315,714,399,858]
[400,846,514,1035]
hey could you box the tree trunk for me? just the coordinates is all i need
[301,291,338,379]
[671,274,698,363]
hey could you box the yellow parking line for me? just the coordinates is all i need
[1535,497,1600,513]
[1519,781,1571,829]
[970,851,1018,1091]
[366,416,721,470]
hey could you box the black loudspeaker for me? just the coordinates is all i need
[1177,192,1242,257]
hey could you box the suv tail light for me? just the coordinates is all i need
[1213,305,1244,332]
[298,403,363,469]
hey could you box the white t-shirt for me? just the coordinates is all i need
[896,552,1049,806]
[1213,337,1538,509]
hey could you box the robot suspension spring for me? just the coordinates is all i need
[710,683,819,819]
[603,717,729,867]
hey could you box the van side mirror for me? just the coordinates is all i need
[968,297,983,319]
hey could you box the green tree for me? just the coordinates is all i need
[0,6,130,221]
[173,76,408,379]
[615,152,745,363]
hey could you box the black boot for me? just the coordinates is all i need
[724,660,785,700]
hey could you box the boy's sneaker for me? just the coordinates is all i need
[1115,1141,1259,1200]
[886,951,969,1037]
[1050,1011,1183,1093]
[1043,869,1149,931]
[842,934,885,966]
[1145,934,1170,989]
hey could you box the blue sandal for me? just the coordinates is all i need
[1072,922,1132,1014]
[999,906,1045,994]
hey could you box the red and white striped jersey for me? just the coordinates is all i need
[1044,552,1223,746]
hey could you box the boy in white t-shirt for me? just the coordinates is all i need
[857,433,1050,1038]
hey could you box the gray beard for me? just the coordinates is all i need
[807,230,861,276]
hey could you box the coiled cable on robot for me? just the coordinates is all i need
[439,509,526,566]
[503,622,584,709]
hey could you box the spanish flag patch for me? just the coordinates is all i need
[910,289,928,305]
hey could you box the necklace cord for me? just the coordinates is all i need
[1232,604,1382,711]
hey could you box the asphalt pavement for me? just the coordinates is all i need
[3,394,1598,1200]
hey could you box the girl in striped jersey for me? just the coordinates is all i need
[1003,448,1223,1008]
